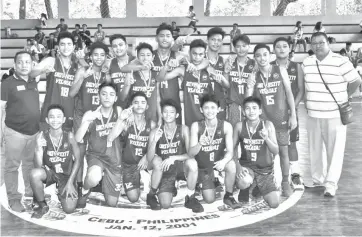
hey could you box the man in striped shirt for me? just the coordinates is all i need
[302,32,361,197]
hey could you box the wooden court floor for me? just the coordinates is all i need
[1,102,362,236]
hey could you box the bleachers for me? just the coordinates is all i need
[1,23,361,97]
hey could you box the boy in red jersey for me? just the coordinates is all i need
[188,94,240,209]
[108,92,157,204]
[146,99,202,212]
[233,96,280,208]
[206,27,230,120]
[75,82,123,208]
[246,44,297,197]
[271,37,305,190]
[30,104,81,218]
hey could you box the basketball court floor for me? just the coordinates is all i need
[1,101,362,236]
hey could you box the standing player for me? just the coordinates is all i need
[187,6,201,35]
[206,27,230,120]
[146,99,202,212]
[271,37,305,189]
[188,94,240,208]
[233,96,280,208]
[30,105,81,218]
[227,34,256,128]
[30,31,79,131]
[119,43,161,124]
[108,92,157,203]
[158,39,214,127]
[246,44,297,197]
[69,41,110,197]
[106,34,135,109]
[75,82,122,207]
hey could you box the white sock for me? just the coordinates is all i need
[186,189,195,197]
[290,161,300,175]
[82,187,89,195]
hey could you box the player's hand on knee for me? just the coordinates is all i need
[138,156,148,170]
[161,156,175,172]
[62,182,78,200]
[213,159,227,172]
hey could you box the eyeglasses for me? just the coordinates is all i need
[311,42,326,47]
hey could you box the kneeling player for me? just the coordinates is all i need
[146,99,202,212]
[30,104,81,218]
[234,97,279,208]
[188,94,240,209]
[75,82,122,207]
[108,92,156,203]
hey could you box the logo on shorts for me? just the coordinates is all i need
[248,65,254,70]
[273,73,279,79]
[290,67,296,73]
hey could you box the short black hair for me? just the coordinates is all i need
[14,51,33,62]
[75,24,80,28]
[340,48,347,55]
[97,24,102,27]
[346,42,352,46]
[253,43,270,54]
[47,104,65,116]
[190,39,207,51]
[233,23,238,26]
[109,34,127,45]
[98,81,117,94]
[60,18,65,21]
[172,21,176,24]
[129,91,148,106]
[89,41,109,55]
[207,27,225,39]
[307,49,314,56]
[58,31,75,44]
[26,38,32,42]
[160,99,181,114]
[82,24,87,27]
[243,96,261,108]
[56,26,61,30]
[189,5,194,9]
[136,42,153,55]
[156,23,172,35]
[273,37,289,49]
[200,94,220,108]
[232,34,250,47]
[49,33,54,36]
[311,32,328,43]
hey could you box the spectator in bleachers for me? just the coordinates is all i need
[53,26,61,39]
[230,23,242,52]
[289,51,295,61]
[355,46,362,64]
[72,24,83,48]
[1,51,40,212]
[308,49,314,56]
[339,48,347,57]
[73,35,83,51]
[39,13,47,27]
[344,42,354,63]
[292,21,307,52]
[80,24,92,47]
[313,21,326,33]
[46,33,57,57]
[171,21,180,40]
[24,39,32,53]
[94,24,106,43]
[30,39,46,62]
[56,18,68,32]
[34,27,45,45]
[1,68,14,82]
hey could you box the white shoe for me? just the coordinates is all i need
[324,186,336,197]
[140,170,151,193]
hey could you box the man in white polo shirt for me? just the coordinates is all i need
[302,32,361,197]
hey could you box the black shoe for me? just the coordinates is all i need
[251,186,261,198]
[146,194,161,210]
[238,187,250,202]
[31,205,49,219]
[223,196,242,209]
[76,190,91,208]
[185,195,204,213]
[91,181,103,193]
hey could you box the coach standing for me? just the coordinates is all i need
[1,51,40,212]
[302,32,361,197]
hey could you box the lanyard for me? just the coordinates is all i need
[205,121,217,145]
[58,57,71,79]
[246,120,261,140]
[93,70,102,86]
[133,118,146,140]
[100,108,113,129]
[139,71,153,97]
[259,66,272,89]
[237,57,249,81]
[117,56,129,71]
[49,132,63,156]
[157,51,170,67]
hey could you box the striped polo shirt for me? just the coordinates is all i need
[302,51,360,118]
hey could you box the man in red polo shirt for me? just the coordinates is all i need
[1,51,40,212]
